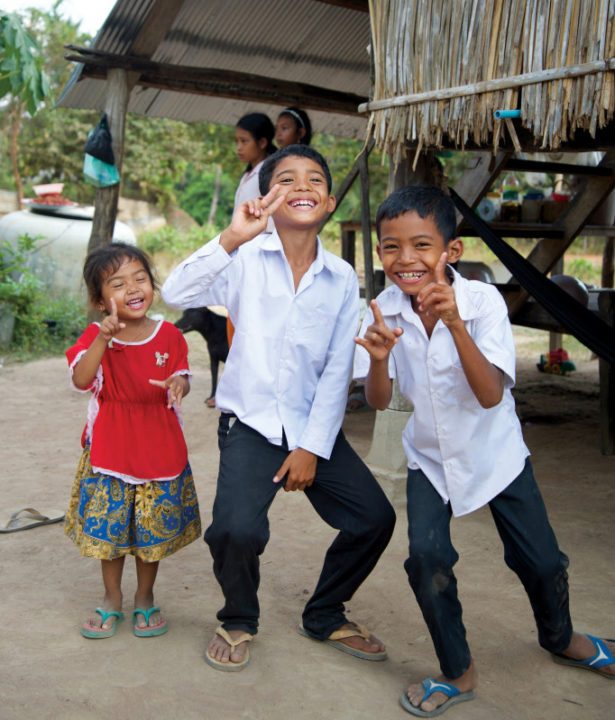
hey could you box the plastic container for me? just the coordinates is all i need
[501,176,520,222]
[477,191,501,222]
[0,206,136,296]
[522,191,543,222]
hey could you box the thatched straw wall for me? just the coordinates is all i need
[365,0,615,163]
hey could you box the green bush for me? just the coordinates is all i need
[139,224,216,259]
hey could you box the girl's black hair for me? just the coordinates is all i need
[277,107,312,145]
[236,113,276,170]
[83,242,157,304]
[375,185,456,244]
[259,144,332,195]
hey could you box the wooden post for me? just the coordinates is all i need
[88,68,130,253]
[599,291,615,455]
[359,148,375,302]
[602,237,614,289]
[549,257,564,351]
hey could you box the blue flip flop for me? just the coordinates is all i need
[551,635,615,679]
[400,678,475,717]
[81,608,124,639]
[132,606,168,637]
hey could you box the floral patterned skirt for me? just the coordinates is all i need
[65,446,201,561]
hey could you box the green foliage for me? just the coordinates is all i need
[0,12,52,114]
[0,233,86,358]
[139,224,214,259]
[176,164,236,227]
[565,257,600,285]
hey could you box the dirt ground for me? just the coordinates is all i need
[0,333,613,720]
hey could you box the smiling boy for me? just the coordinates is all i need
[354,185,615,716]
[162,145,395,671]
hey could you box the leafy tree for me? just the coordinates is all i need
[0,11,52,200]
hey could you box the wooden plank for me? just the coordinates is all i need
[505,157,613,176]
[65,48,366,116]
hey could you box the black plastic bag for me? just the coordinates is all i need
[84,112,115,166]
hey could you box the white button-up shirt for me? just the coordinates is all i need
[354,268,529,516]
[162,231,359,459]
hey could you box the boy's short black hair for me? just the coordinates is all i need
[259,144,332,195]
[83,242,157,304]
[376,185,456,244]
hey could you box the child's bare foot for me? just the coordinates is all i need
[133,590,167,636]
[332,622,386,658]
[556,632,615,678]
[403,661,477,715]
[205,627,253,670]
[83,591,123,631]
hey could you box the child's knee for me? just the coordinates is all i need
[205,519,269,556]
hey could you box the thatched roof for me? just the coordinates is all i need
[365,0,615,163]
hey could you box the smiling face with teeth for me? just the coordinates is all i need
[98,257,155,323]
[377,211,463,307]
[268,155,336,230]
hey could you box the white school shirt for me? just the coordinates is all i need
[161,230,359,460]
[234,159,274,232]
[353,268,529,517]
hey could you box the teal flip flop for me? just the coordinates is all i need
[551,635,615,679]
[400,678,475,717]
[81,608,124,639]
[132,606,168,637]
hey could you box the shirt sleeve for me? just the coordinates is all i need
[65,324,101,392]
[298,271,360,459]
[470,285,516,387]
[160,236,234,309]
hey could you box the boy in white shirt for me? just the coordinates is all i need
[162,145,395,671]
[354,185,614,716]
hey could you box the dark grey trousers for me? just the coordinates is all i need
[405,458,573,679]
[204,416,396,637]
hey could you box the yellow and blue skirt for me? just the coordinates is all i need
[65,446,201,562]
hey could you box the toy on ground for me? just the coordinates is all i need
[537,348,576,375]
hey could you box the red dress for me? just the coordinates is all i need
[66,320,189,483]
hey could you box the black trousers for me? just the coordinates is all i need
[404,458,573,679]
[204,416,396,637]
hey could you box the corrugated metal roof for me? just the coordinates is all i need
[58,0,371,138]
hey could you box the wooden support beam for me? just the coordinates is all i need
[359,148,375,302]
[65,47,367,116]
[312,0,369,11]
[89,68,130,253]
[506,150,615,316]
[453,151,511,223]
[319,138,375,231]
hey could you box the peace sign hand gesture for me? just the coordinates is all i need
[220,184,286,253]
[354,299,403,361]
[416,252,460,327]
[98,298,125,342]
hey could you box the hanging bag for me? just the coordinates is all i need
[83,113,120,187]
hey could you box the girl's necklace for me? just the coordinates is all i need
[113,319,155,345]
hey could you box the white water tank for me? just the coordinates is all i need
[0,205,136,296]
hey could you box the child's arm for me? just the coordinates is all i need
[219,185,285,253]
[161,185,285,309]
[354,300,403,410]
[418,253,504,408]
[72,298,125,389]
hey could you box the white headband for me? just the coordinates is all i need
[283,109,305,129]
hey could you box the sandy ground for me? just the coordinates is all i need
[0,334,614,720]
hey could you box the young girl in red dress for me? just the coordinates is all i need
[65,242,201,639]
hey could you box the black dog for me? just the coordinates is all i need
[174,308,229,405]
